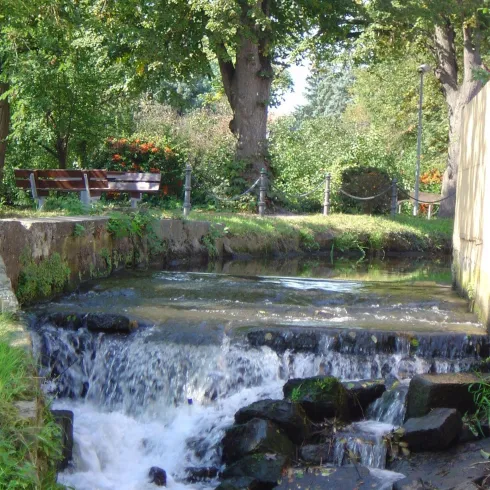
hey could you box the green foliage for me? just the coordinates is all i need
[338,167,392,215]
[181,211,453,256]
[43,195,87,215]
[469,375,490,436]
[107,211,155,239]
[17,252,71,304]
[72,223,86,237]
[297,64,354,119]
[0,314,62,489]
[2,0,134,171]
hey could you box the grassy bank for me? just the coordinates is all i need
[182,212,453,255]
[0,314,62,489]
[0,201,453,255]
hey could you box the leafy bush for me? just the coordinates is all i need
[338,167,392,215]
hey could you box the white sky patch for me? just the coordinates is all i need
[272,60,311,116]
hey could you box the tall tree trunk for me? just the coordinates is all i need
[218,2,273,181]
[0,82,9,185]
[433,22,482,217]
[56,136,68,169]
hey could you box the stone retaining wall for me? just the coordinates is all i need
[0,216,211,304]
[453,82,490,329]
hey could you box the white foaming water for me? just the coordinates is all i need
[31,317,486,489]
[333,421,395,469]
[57,383,284,490]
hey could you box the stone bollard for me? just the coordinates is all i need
[258,168,267,217]
[183,164,192,218]
[323,173,331,216]
[391,178,398,217]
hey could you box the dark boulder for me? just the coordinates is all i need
[343,379,386,420]
[234,399,309,444]
[221,453,289,485]
[42,312,84,330]
[184,466,219,483]
[222,418,294,464]
[283,376,348,421]
[247,330,319,354]
[405,373,478,420]
[402,408,462,451]
[85,313,138,333]
[149,467,167,486]
[299,444,333,464]
[51,409,74,471]
[215,476,261,490]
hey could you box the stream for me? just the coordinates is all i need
[28,257,486,489]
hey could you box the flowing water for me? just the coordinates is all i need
[28,257,486,489]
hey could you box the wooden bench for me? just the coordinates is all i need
[14,169,161,209]
[398,191,441,219]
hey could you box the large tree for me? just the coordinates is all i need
[357,0,490,217]
[2,1,133,170]
[106,0,362,180]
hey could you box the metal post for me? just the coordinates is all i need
[391,178,398,217]
[183,164,192,218]
[414,64,430,216]
[323,173,331,216]
[258,168,267,217]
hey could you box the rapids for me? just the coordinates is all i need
[28,258,485,489]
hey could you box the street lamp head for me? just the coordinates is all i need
[418,64,431,74]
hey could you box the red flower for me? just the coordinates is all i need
[112,154,122,162]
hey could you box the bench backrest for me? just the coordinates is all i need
[14,169,161,198]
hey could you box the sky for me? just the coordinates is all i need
[272,61,310,116]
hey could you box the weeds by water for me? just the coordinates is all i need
[0,314,62,489]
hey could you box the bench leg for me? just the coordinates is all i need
[130,198,141,209]
[37,197,45,210]
[80,190,91,207]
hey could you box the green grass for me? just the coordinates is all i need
[180,211,453,254]
[0,314,62,490]
[0,200,453,255]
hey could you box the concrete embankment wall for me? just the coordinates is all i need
[0,217,212,304]
[453,82,490,329]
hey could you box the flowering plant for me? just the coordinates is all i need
[92,137,184,198]
[420,168,443,194]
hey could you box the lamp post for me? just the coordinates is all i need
[413,63,431,216]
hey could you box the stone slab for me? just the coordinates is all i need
[389,438,490,490]
[275,465,405,490]
[405,373,479,420]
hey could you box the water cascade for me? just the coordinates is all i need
[28,268,486,489]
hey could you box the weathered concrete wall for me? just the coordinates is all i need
[0,254,19,312]
[0,217,211,304]
[453,82,490,329]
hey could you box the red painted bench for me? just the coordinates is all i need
[14,169,161,209]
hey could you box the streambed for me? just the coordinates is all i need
[28,258,485,489]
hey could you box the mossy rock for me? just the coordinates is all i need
[234,399,310,444]
[221,453,289,485]
[283,376,348,422]
[221,418,294,464]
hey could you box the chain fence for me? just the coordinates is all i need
[180,165,449,219]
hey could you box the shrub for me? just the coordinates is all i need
[338,167,393,215]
